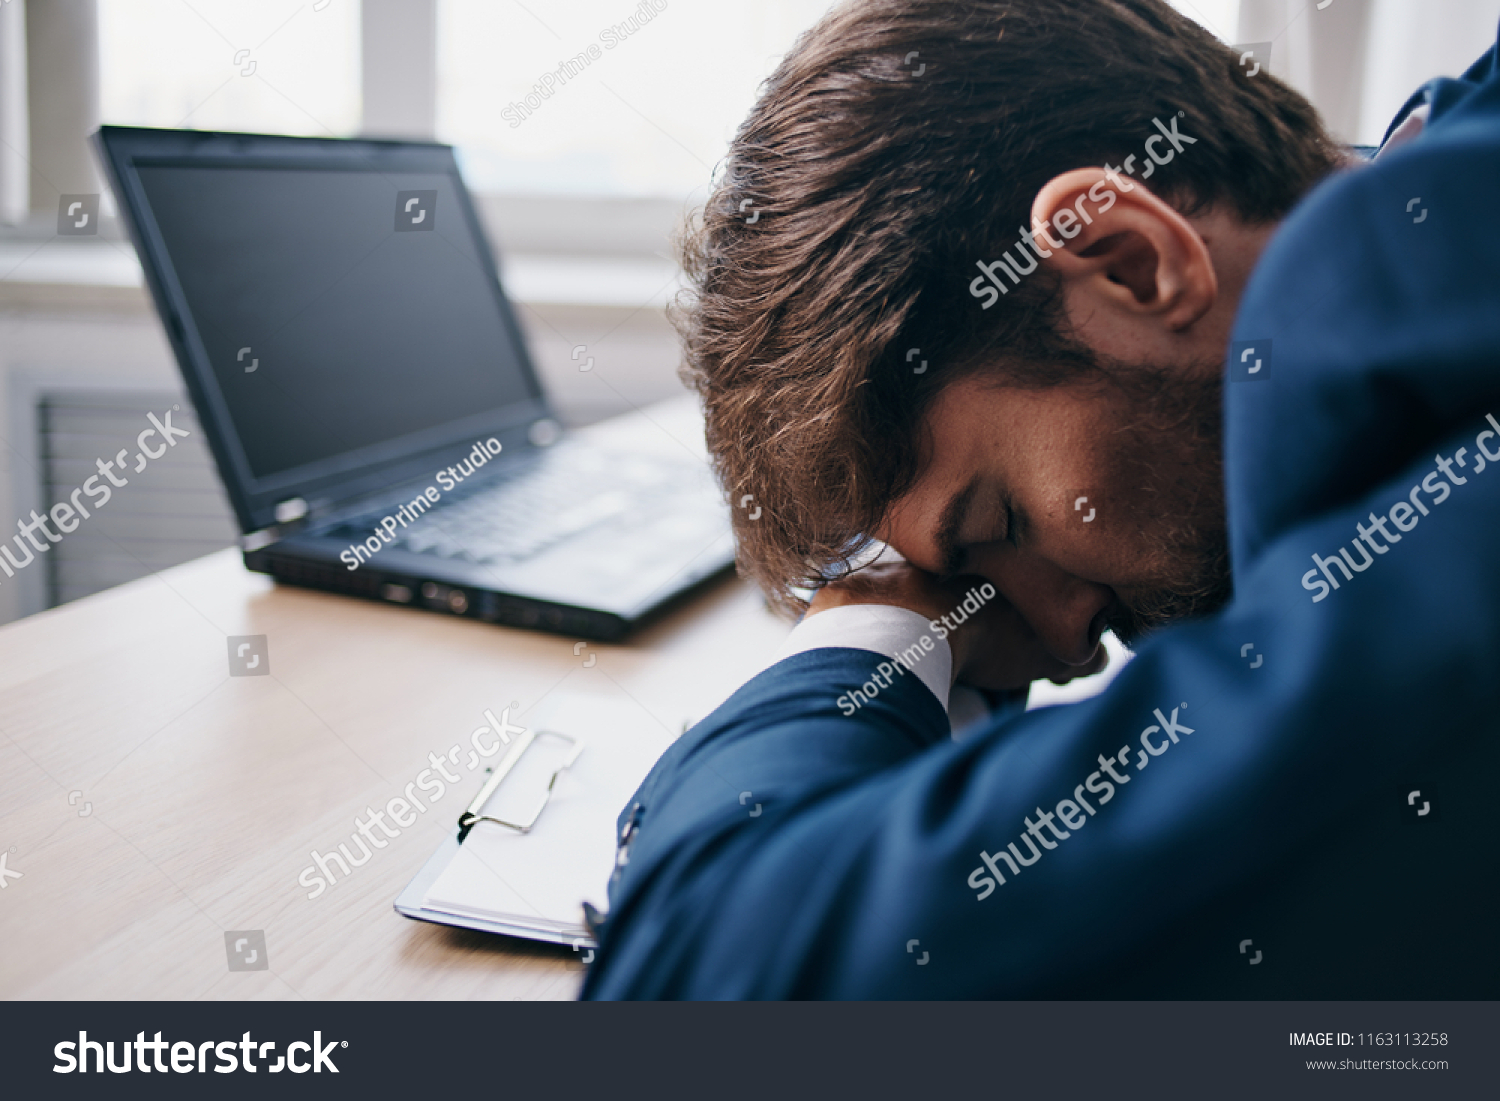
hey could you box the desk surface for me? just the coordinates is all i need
[0,534,790,1000]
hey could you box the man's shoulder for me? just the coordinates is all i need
[1225,80,1500,563]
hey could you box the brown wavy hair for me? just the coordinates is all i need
[675,0,1340,612]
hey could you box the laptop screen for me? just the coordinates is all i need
[133,161,541,482]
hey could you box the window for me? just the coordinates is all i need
[99,0,360,137]
[98,1,1240,199]
[1169,0,1241,44]
[436,0,836,199]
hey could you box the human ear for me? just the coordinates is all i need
[1028,167,1217,332]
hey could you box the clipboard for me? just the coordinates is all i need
[394,692,681,948]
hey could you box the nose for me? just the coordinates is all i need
[968,550,1114,666]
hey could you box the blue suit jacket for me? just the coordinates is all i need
[582,40,1500,999]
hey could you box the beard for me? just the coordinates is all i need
[1093,360,1233,648]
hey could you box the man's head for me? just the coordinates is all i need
[678,0,1342,663]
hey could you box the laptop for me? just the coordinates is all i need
[95,126,734,640]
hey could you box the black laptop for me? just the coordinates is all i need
[96,126,733,640]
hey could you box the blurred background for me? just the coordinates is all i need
[1,0,1497,625]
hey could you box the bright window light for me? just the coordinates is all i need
[437,0,837,199]
[1169,0,1241,43]
[99,0,360,137]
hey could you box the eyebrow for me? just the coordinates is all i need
[934,476,979,578]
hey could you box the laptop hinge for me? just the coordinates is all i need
[241,497,312,552]
[274,497,309,523]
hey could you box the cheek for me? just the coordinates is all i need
[1013,420,1120,520]
[1008,492,1155,588]
[1017,475,1112,556]
[1015,428,1154,574]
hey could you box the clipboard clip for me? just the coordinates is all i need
[457,729,583,842]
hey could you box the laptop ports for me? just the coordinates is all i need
[419,581,469,615]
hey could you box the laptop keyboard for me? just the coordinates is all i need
[329,443,689,566]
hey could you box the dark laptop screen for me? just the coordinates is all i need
[134,163,539,481]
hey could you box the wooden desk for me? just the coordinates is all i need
[0,544,790,999]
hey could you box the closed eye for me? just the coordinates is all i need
[937,503,1016,580]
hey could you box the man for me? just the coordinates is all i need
[583,0,1500,998]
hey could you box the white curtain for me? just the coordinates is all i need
[1235,0,1500,144]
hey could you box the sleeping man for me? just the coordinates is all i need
[583,0,1500,998]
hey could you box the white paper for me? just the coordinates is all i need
[421,690,683,936]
